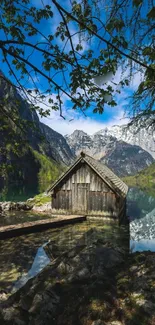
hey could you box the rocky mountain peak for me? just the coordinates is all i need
[71,129,88,137]
[109,122,155,158]
[66,127,154,176]
[65,129,92,156]
[40,123,74,165]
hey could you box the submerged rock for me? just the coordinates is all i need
[0,292,7,302]
[92,320,104,325]
[0,228,126,324]
[106,320,122,325]
[1,227,155,325]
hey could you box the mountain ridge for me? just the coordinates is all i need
[65,129,154,176]
[1,71,154,195]
[0,72,74,195]
[95,123,155,158]
[66,122,155,158]
[0,72,74,165]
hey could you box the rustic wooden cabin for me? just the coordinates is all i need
[48,152,128,222]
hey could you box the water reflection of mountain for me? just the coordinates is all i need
[130,208,155,244]
[128,187,155,249]
[127,187,155,220]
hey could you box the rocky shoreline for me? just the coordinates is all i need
[0,202,32,212]
[0,199,51,214]
[0,228,155,325]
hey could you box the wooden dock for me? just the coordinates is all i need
[0,215,86,239]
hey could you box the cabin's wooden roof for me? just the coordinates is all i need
[48,152,128,197]
[84,154,128,197]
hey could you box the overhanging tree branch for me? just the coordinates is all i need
[0,0,154,124]
[0,40,77,68]
[1,43,89,117]
[52,0,155,73]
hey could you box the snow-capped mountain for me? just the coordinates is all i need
[65,130,117,160]
[96,122,155,159]
[65,128,154,176]
[100,140,154,177]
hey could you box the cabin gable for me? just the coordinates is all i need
[51,161,122,217]
[53,162,112,192]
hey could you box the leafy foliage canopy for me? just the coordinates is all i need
[0,0,155,123]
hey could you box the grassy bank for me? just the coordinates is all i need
[27,192,51,206]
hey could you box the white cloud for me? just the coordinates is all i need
[39,95,129,135]
[130,70,144,90]
[40,109,128,135]
[63,27,89,53]
[52,20,89,54]
[25,81,130,136]
[27,84,129,137]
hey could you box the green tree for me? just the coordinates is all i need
[0,0,154,124]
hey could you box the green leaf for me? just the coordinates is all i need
[76,44,83,51]
[137,81,144,94]
[125,79,129,86]
[147,7,155,19]
[133,0,142,7]
[109,100,116,106]
[106,22,113,31]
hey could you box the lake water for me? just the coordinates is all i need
[1,186,155,250]
[0,186,155,294]
[127,187,155,252]
[0,211,53,226]
[0,220,129,293]
[0,183,39,202]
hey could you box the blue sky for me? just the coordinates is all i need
[0,0,144,135]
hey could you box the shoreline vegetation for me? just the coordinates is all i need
[0,148,66,203]
[123,163,155,197]
[0,192,51,214]
[0,161,154,208]
[0,179,155,214]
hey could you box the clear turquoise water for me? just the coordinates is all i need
[1,186,155,252]
[0,185,155,294]
[0,211,52,226]
[0,220,129,292]
[127,187,155,252]
[0,183,39,202]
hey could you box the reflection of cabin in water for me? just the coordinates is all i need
[48,152,128,222]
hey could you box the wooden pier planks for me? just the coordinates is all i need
[0,215,86,239]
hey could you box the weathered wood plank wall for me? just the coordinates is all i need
[51,162,125,218]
